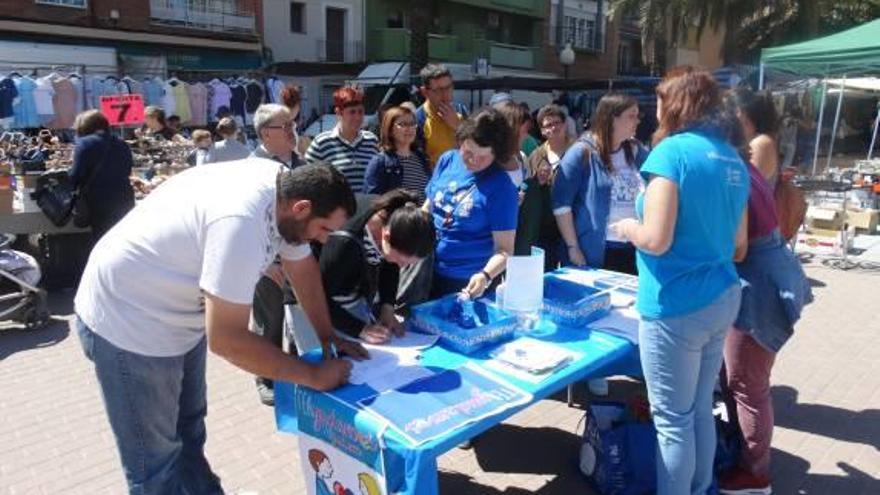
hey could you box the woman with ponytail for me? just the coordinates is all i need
[319,189,435,344]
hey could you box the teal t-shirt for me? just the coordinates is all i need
[635,130,749,319]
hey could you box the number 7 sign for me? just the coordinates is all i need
[100,94,146,126]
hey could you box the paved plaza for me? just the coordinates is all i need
[1,261,879,494]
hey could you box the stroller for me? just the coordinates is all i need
[0,234,50,329]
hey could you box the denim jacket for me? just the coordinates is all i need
[363,149,430,195]
[734,230,813,352]
[551,136,649,267]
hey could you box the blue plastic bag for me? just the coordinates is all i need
[579,402,656,495]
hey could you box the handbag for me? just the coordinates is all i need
[33,170,76,227]
[774,167,807,241]
[34,137,111,228]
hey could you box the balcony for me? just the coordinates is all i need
[487,41,540,69]
[150,0,256,35]
[368,29,539,69]
[316,39,365,64]
[449,0,544,18]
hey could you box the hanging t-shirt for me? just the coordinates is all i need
[11,77,38,128]
[142,78,164,107]
[229,84,247,120]
[73,158,311,357]
[172,81,192,123]
[208,80,232,121]
[187,82,208,127]
[605,149,644,242]
[33,76,55,116]
[0,77,18,120]
[244,80,264,115]
[69,76,85,114]
[425,150,519,280]
[161,81,178,116]
[266,77,285,104]
[50,77,78,129]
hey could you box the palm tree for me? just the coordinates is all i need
[410,0,431,77]
[610,0,880,68]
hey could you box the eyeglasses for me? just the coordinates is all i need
[265,122,295,132]
[428,84,454,94]
[541,120,564,129]
[394,120,416,128]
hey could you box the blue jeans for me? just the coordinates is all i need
[76,319,223,495]
[639,284,741,495]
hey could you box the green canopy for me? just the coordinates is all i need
[761,19,880,76]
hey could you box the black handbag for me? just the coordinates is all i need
[33,170,76,227]
[34,137,111,228]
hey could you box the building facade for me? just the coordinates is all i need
[0,0,264,75]
[365,0,548,75]
[262,0,365,64]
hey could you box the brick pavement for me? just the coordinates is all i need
[1,263,879,494]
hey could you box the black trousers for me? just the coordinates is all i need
[251,275,294,387]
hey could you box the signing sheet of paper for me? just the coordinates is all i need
[345,332,438,392]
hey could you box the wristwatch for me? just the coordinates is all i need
[480,269,493,283]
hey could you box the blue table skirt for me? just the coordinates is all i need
[276,314,643,495]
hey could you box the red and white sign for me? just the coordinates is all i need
[100,94,145,126]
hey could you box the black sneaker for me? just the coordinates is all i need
[256,382,275,406]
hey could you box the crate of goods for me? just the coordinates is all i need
[542,275,612,328]
[407,294,518,354]
[846,208,879,233]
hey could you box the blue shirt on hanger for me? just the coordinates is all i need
[12,76,39,128]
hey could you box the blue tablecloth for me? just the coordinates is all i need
[275,302,642,494]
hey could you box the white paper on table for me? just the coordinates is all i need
[590,306,640,344]
[383,331,439,350]
[346,343,435,392]
[503,246,545,313]
[482,339,582,384]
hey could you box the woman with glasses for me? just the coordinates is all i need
[515,104,572,269]
[364,106,431,203]
[552,92,649,275]
[424,108,518,298]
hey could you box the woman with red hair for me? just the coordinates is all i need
[611,67,749,495]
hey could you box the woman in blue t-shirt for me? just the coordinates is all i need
[425,108,519,298]
[552,92,649,274]
[611,67,749,495]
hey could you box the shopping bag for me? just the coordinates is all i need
[775,167,807,241]
[578,401,656,495]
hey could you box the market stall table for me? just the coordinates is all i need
[0,210,88,235]
[275,270,642,495]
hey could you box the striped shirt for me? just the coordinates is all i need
[304,125,379,193]
[399,153,430,204]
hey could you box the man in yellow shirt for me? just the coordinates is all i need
[415,64,469,168]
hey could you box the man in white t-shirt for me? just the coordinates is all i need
[74,160,365,494]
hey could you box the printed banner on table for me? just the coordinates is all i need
[296,387,388,495]
[358,363,532,446]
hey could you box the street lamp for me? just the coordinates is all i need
[559,42,575,79]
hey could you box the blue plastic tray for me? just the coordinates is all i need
[407,294,518,354]
[542,275,611,328]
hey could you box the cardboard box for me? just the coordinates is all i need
[796,227,854,257]
[0,188,13,214]
[846,208,879,233]
[806,206,844,231]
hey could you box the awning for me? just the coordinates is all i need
[761,19,880,76]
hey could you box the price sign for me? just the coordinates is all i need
[100,94,145,126]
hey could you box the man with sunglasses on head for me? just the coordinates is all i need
[416,64,469,168]
[305,86,379,193]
